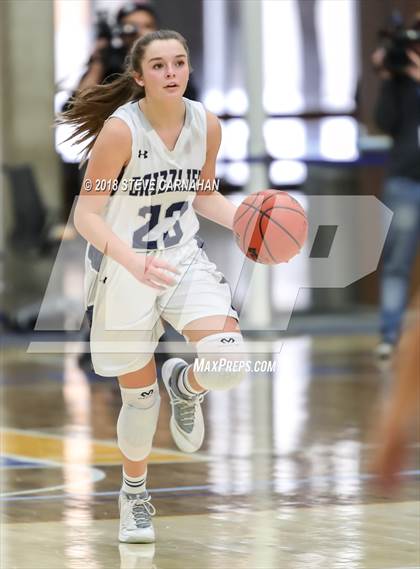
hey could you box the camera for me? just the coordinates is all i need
[92,12,139,81]
[95,12,138,46]
[95,11,113,42]
[379,12,420,74]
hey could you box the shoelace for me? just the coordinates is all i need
[129,495,156,528]
[172,391,205,429]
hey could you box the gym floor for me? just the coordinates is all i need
[1,329,419,569]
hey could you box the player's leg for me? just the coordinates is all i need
[117,356,160,543]
[182,314,244,392]
[160,241,246,452]
[88,262,163,543]
[87,248,168,543]
[162,314,247,453]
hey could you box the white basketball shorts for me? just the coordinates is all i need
[89,238,238,377]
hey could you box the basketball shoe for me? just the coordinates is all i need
[118,491,156,543]
[162,358,206,453]
[375,341,394,361]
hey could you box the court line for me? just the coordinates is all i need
[1,441,418,470]
[1,428,209,465]
[0,462,89,471]
[1,469,419,502]
[0,466,106,498]
[0,453,64,468]
[0,464,66,470]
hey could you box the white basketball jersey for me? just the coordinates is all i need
[84,97,207,307]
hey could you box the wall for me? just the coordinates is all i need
[1,0,60,237]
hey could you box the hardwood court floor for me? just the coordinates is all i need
[1,334,419,569]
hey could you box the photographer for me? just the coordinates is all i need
[372,12,420,359]
[78,2,159,91]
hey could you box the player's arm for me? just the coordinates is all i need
[74,118,178,289]
[74,118,138,271]
[192,111,237,230]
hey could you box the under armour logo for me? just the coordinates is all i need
[138,150,149,159]
[221,337,235,344]
[139,389,154,398]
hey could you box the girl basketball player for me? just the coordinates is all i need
[60,30,247,543]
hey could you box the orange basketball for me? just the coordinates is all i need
[233,190,308,264]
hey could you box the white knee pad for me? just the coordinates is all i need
[117,380,160,462]
[193,332,248,391]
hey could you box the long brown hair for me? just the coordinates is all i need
[57,30,191,158]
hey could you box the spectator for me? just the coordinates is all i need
[78,3,160,91]
[372,13,420,359]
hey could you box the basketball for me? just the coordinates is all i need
[233,190,308,264]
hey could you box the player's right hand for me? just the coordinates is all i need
[127,253,180,290]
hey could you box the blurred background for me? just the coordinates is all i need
[1,3,419,567]
[1,0,419,338]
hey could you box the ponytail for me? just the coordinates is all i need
[57,73,143,159]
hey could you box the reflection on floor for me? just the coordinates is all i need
[1,334,419,568]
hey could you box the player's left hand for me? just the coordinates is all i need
[125,251,180,290]
[144,256,180,290]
